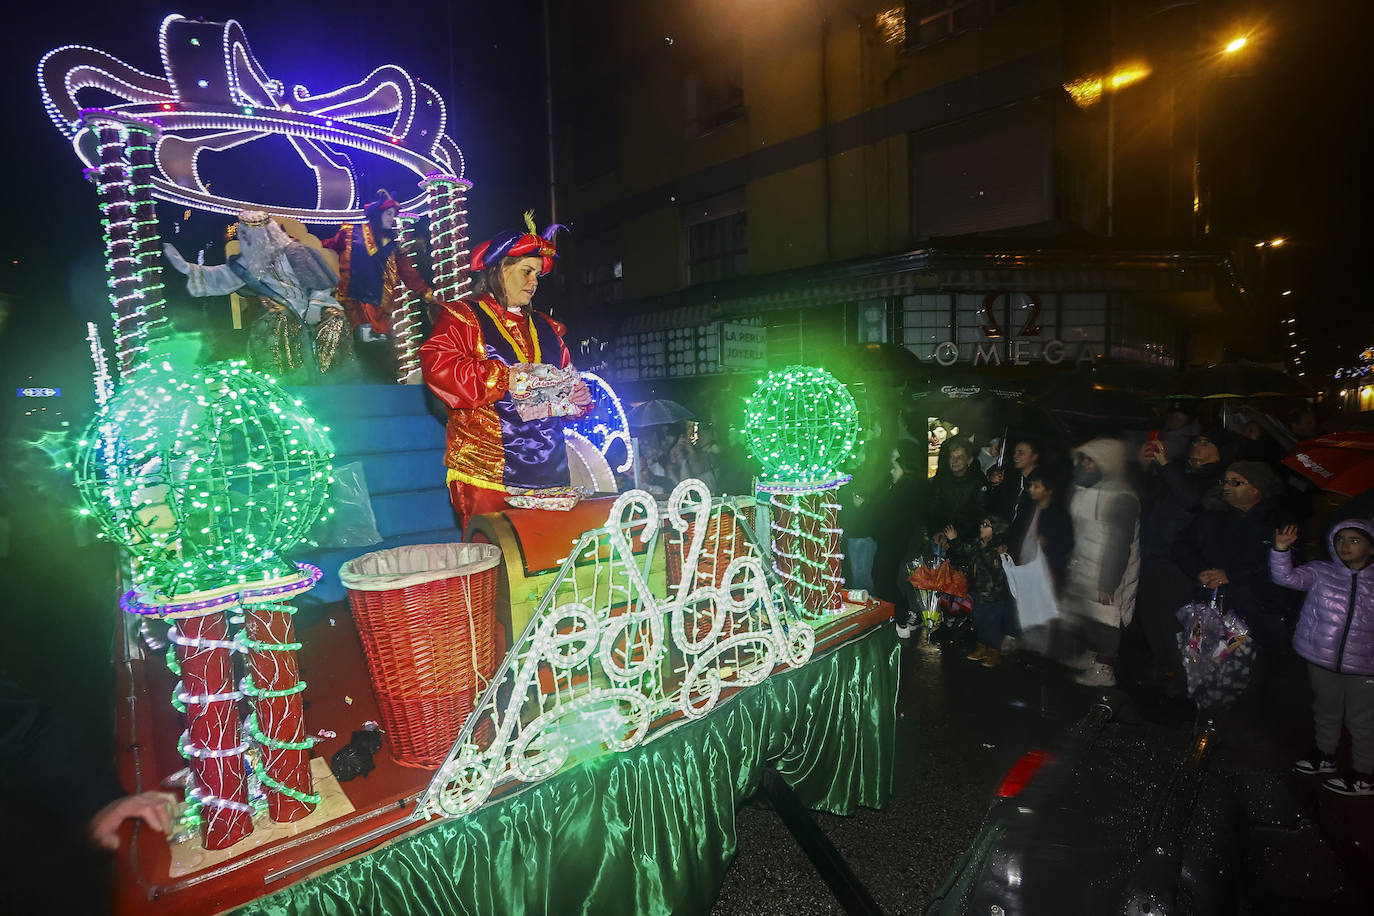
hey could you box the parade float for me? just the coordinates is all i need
[42,14,898,914]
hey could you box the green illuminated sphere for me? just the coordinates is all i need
[742,366,860,486]
[73,359,334,592]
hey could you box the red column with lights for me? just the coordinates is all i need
[175,608,254,849]
[244,600,316,822]
[769,490,844,619]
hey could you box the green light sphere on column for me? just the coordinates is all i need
[72,358,334,593]
[742,366,860,486]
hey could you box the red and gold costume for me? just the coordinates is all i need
[420,294,576,528]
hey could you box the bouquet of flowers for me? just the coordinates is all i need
[907,549,971,632]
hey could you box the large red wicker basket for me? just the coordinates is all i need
[340,542,502,768]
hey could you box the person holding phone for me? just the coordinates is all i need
[1136,428,1241,690]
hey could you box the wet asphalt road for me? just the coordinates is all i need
[711,628,1374,916]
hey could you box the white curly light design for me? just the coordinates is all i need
[414,479,815,820]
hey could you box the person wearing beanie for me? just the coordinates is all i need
[420,213,591,529]
[1134,428,1241,691]
[324,190,436,341]
[1173,459,1292,658]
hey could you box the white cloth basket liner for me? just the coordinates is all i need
[339,542,502,591]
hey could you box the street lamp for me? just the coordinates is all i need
[1224,36,1247,54]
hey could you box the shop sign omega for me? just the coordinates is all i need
[924,293,1100,367]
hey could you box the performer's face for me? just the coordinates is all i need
[380,208,398,230]
[501,257,543,308]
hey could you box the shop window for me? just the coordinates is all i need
[685,49,744,138]
[905,0,1033,50]
[684,189,748,286]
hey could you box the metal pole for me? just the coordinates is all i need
[543,0,558,223]
[1105,0,1116,238]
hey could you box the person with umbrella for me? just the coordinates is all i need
[420,214,592,529]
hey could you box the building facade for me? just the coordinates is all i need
[546,0,1242,398]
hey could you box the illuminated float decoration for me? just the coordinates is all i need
[563,371,633,490]
[38,13,473,379]
[416,479,814,819]
[72,356,334,847]
[743,367,859,618]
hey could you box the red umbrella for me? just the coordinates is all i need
[1283,432,1374,496]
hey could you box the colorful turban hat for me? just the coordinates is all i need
[470,211,565,276]
[363,189,400,222]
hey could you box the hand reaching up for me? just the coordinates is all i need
[1274,525,1299,551]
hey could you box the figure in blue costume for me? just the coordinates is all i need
[324,191,435,341]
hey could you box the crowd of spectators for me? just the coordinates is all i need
[838,403,1374,794]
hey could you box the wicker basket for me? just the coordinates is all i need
[665,506,757,593]
[340,543,502,768]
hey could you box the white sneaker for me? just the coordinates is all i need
[1000,635,1018,654]
[1074,662,1117,687]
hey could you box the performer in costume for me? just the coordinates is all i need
[420,214,592,529]
[164,211,352,377]
[324,190,435,341]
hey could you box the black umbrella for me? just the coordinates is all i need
[1032,376,1157,431]
[828,343,926,390]
[627,399,694,427]
[1164,360,1310,400]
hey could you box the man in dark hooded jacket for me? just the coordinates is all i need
[1173,459,1292,656]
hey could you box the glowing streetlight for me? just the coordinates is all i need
[1224,36,1247,54]
[1063,62,1152,109]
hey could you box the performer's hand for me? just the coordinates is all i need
[162,243,191,275]
[89,791,178,851]
[569,376,594,412]
[1096,589,1114,604]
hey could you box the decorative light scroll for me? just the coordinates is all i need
[565,371,633,474]
[414,479,816,821]
[39,15,464,222]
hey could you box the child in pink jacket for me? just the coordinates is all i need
[1271,519,1374,795]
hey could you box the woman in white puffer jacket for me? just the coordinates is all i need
[1062,438,1141,688]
